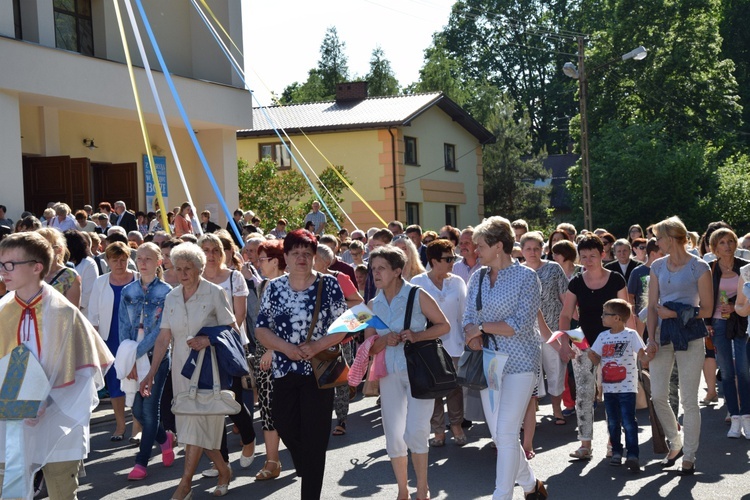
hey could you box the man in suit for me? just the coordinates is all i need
[605,238,641,283]
[226,209,244,247]
[113,200,138,234]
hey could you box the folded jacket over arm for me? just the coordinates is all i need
[660,301,708,351]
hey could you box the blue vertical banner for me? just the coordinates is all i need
[144,155,168,212]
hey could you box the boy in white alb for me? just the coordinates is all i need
[589,298,648,472]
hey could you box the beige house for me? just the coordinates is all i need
[237,82,495,231]
[0,0,250,223]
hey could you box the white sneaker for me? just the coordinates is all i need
[728,415,742,438]
[201,463,220,477]
[741,415,750,440]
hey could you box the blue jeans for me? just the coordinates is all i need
[132,355,170,467]
[712,319,750,416]
[603,392,639,459]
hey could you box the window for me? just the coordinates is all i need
[445,205,457,227]
[259,143,292,169]
[404,136,418,165]
[13,0,22,39]
[53,0,94,56]
[406,202,420,226]
[444,143,456,171]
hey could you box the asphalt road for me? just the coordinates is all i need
[39,386,750,499]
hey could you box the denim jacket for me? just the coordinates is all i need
[660,301,708,351]
[119,278,172,359]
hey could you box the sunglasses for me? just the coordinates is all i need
[636,246,646,250]
[435,256,457,263]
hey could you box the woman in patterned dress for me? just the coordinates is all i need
[254,229,347,500]
[37,227,81,306]
[463,216,547,500]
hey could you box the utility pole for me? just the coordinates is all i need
[577,35,592,231]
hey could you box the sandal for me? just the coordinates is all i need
[255,460,282,481]
[454,434,468,446]
[110,434,124,442]
[554,416,566,426]
[429,436,445,447]
[332,422,347,436]
[569,446,592,460]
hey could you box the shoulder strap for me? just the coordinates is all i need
[49,267,68,284]
[404,285,420,331]
[305,273,325,343]
[476,267,488,312]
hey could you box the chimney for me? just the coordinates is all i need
[335,81,368,102]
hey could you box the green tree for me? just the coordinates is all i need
[280,27,350,103]
[238,158,354,232]
[566,121,715,234]
[366,47,399,97]
[237,157,309,231]
[715,154,750,233]
[482,95,551,228]
[719,0,750,144]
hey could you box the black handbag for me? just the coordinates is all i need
[456,268,489,390]
[402,286,458,399]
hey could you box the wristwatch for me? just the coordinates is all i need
[478,322,485,334]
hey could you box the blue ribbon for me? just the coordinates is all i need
[132,0,245,246]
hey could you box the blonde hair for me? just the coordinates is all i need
[137,242,164,279]
[197,233,226,268]
[652,216,688,244]
[36,227,68,265]
[709,228,738,252]
[392,236,425,281]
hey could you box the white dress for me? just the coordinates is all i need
[160,279,235,449]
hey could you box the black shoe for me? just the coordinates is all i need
[678,462,696,476]
[461,419,473,429]
[661,448,683,467]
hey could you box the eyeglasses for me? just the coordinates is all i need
[435,256,457,263]
[636,246,646,250]
[258,257,275,262]
[0,260,39,272]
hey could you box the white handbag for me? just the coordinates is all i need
[171,346,241,416]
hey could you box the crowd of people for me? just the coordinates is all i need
[2,200,750,500]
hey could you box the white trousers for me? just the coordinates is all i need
[480,371,537,500]
[380,368,434,458]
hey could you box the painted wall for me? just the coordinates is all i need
[237,105,485,232]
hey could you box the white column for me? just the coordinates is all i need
[0,92,25,220]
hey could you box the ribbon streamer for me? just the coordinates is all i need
[133,0,242,245]
[113,0,170,234]
[189,0,342,231]
[120,0,202,236]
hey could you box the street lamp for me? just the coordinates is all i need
[563,39,647,230]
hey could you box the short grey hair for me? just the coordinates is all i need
[170,242,206,271]
[613,238,631,250]
[316,244,334,265]
[473,216,514,254]
[107,226,126,237]
[54,203,71,217]
[115,201,126,209]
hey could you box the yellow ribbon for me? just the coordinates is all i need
[113,0,170,234]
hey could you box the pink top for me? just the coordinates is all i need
[335,272,357,298]
[173,214,193,237]
[713,274,739,319]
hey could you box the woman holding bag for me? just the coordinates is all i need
[462,216,546,500]
[365,245,449,500]
[140,243,237,499]
[254,229,347,500]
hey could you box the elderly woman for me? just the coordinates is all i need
[119,243,174,480]
[520,232,569,440]
[645,216,713,475]
[365,245,449,500]
[38,227,81,307]
[393,234,426,281]
[48,202,77,232]
[197,233,256,475]
[255,229,348,500]
[558,234,629,460]
[140,243,237,499]
[412,239,468,447]
[704,228,749,437]
[252,239,286,481]
[463,217,546,499]
[88,242,138,441]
